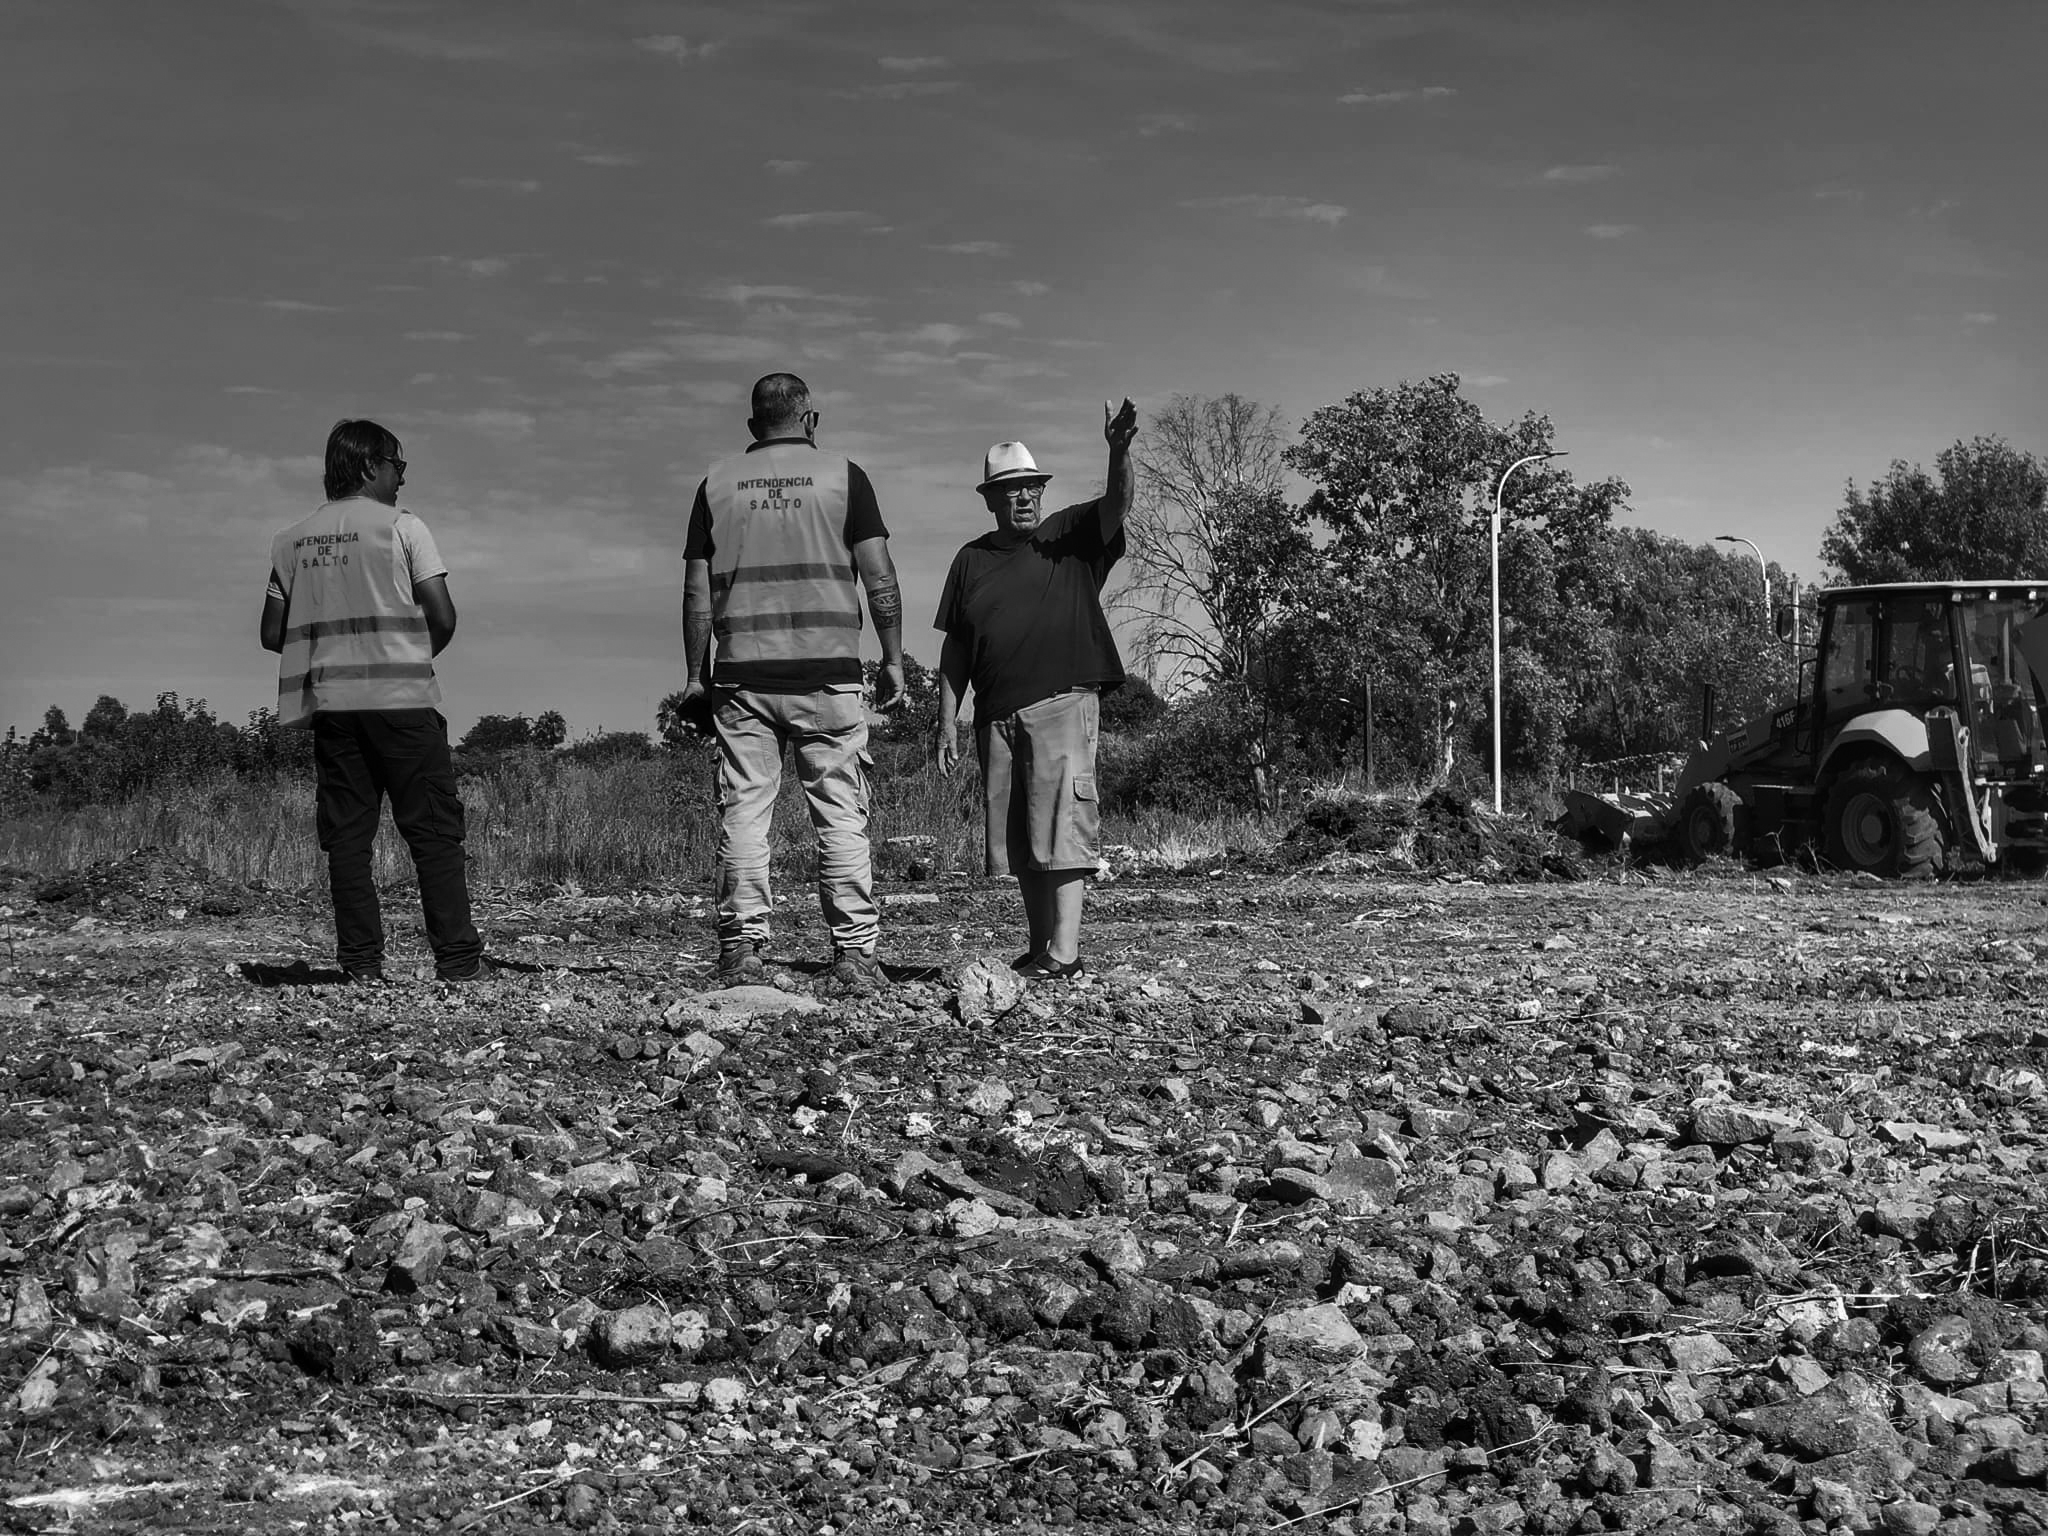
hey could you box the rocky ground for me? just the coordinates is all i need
[4,833,2048,1536]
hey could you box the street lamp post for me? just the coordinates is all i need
[1491,450,1565,815]
[1714,535,1770,618]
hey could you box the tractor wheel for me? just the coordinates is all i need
[1677,782,1746,864]
[1821,761,1945,879]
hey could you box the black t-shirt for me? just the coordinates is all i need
[681,439,886,560]
[934,500,1126,722]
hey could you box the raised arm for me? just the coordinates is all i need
[852,535,906,711]
[1098,396,1138,542]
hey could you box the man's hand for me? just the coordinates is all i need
[935,720,960,774]
[871,662,907,713]
[1104,396,1138,451]
[676,678,715,738]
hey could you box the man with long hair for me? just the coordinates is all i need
[261,420,485,984]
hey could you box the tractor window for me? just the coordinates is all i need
[1819,598,1877,717]
[1960,597,2046,769]
[1882,598,1959,706]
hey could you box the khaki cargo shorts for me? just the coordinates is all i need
[976,689,1100,875]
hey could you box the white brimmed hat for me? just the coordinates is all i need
[977,441,1052,494]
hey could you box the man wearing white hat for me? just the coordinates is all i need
[935,398,1138,980]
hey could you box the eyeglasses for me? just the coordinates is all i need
[380,456,407,474]
[994,483,1044,501]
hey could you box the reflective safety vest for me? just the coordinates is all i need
[703,443,862,688]
[270,501,441,725]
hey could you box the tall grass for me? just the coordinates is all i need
[0,749,1282,888]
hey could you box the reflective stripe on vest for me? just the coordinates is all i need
[703,445,860,676]
[270,502,440,725]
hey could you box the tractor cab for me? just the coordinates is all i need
[1810,585,2048,781]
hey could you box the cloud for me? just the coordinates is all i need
[706,284,824,304]
[1013,281,1051,297]
[1339,85,1455,105]
[905,323,970,349]
[1542,163,1619,183]
[437,256,512,277]
[1137,112,1195,135]
[1468,375,1509,388]
[762,210,875,229]
[257,298,337,312]
[583,330,785,377]
[574,151,639,168]
[405,330,469,342]
[1181,194,1347,226]
[1813,183,1864,203]
[878,55,948,71]
[842,80,962,100]
[930,240,1012,256]
[458,177,540,194]
[765,159,809,176]
[450,408,537,439]
[634,35,720,63]
[1585,223,1637,239]
[978,311,1023,328]
[1963,312,1997,326]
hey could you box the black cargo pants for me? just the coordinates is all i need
[311,709,482,978]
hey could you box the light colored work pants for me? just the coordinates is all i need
[713,685,877,954]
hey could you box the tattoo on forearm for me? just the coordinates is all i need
[683,611,712,671]
[868,579,902,631]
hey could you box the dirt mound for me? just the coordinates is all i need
[6,845,261,922]
[1281,787,1584,880]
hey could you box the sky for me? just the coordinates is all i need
[4,0,2044,739]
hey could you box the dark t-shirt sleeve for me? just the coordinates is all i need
[682,480,713,560]
[843,461,887,547]
[935,550,967,635]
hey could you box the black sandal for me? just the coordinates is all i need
[1018,954,1086,981]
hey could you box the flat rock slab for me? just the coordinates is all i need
[686,985,824,1022]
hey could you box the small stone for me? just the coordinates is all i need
[1248,1420,1298,1456]
[561,1161,641,1198]
[1086,1227,1146,1278]
[702,1377,748,1412]
[490,1315,563,1358]
[954,959,1026,1023]
[384,1220,449,1293]
[1809,1476,1867,1528]
[1691,1098,1801,1144]
[592,1304,671,1366]
[945,1198,1004,1238]
[1262,1303,1365,1364]
[1667,1332,1736,1373]
[1877,1499,1942,1536]
[1906,1317,1978,1386]
[1264,1168,1333,1205]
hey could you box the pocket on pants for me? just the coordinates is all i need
[1071,774,1097,802]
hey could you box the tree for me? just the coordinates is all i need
[1114,393,1289,692]
[1574,530,1800,767]
[1820,436,2048,583]
[1282,373,1629,783]
[532,710,567,750]
[460,714,537,752]
[82,695,127,737]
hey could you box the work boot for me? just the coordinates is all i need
[828,948,884,991]
[718,940,767,987]
[436,955,500,984]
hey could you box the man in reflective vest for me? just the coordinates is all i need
[677,373,906,990]
[260,419,486,984]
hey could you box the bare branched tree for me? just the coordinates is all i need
[1112,392,1288,693]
